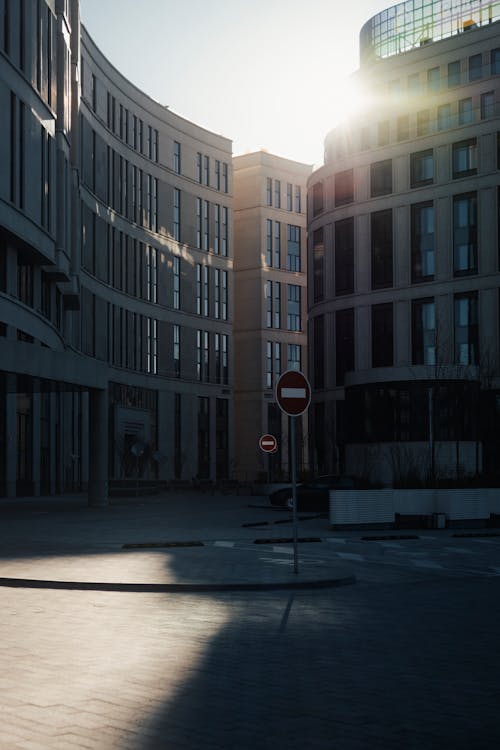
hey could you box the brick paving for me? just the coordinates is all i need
[0,492,499,748]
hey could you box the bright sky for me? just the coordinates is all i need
[80,0,392,168]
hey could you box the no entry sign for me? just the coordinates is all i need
[275,370,311,417]
[259,434,278,453]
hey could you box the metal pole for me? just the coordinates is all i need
[291,415,299,574]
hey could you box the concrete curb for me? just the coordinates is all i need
[0,575,357,593]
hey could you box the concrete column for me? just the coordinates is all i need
[88,387,108,507]
[5,374,16,498]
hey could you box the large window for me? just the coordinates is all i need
[274,221,281,268]
[266,219,272,267]
[412,298,436,365]
[481,91,495,119]
[411,202,434,282]
[336,308,354,386]
[335,217,354,295]
[312,227,324,303]
[469,54,482,81]
[452,139,477,178]
[173,188,180,241]
[287,225,301,272]
[491,48,500,75]
[427,66,440,92]
[371,209,393,289]
[312,182,324,216]
[371,159,392,197]
[410,149,433,187]
[416,109,430,136]
[266,177,272,206]
[447,60,461,87]
[455,292,478,365]
[313,315,324,390]
[458,98,473,125]
[453,193,477,275]
[372,303,393,368]
[287,344,301,372]
[173,141,181,174]
[287,285,301,331]
[437,103,451,131]
[335,169,354,206]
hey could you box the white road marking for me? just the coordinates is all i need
[413,559,443,569]
[273,546,293,554]
[336,552,364,561]
[214,541,235,548]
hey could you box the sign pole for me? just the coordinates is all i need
[290,415,299,574]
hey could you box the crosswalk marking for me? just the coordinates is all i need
[273,546,293,554]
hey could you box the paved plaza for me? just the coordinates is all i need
[0,492,499,749]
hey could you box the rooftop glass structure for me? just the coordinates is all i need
[360,0,500,63]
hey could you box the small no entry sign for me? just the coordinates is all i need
[259,434,278,453]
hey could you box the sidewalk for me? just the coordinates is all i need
[0,491,356,591]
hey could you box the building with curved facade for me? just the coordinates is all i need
[308,0,500,485]
[0,0,233,501]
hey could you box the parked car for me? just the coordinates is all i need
[269,475,358,512]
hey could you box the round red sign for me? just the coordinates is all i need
[259,434,278,453]
[275,370,311,417]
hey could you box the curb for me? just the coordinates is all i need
[0,575,357,594]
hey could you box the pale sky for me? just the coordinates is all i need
[80,0,392,168]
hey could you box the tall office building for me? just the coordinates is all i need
[233,151,312,481]
[308,0,500,485]
[0,0,233,501]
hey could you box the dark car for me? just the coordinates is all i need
[268,475,357,512]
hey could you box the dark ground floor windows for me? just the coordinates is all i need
[197,396,210,480]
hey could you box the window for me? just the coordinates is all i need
[215,160,220,190]
[274,282,281,328]
[313,228,324,303]
[274,342,281,384]
[453,193,477,275]
[222,162,228,193]
[222,335,228,385]
[287,225,301,272]
[371,209,393,289]
[397,115,409,141]
[416,109,430,136]
[196,198,201,249]
[412,298,435,365]
[312,182,324,216]
[410,149,433,188]
[173,256,180,309]
[427,67,440,92]
[458,98,473,125]
[214,204,220,254]
[203,200,209,251]
[313,315,324,389]
[448,60,461,87]
[274,221,281,268]
[146,125,152,159]
[266,219,272,266]
[335,217,354,296]
[491,48,500,75]
[437,103,451,131]
[286,183,292,211]
[408,73,420,94]
[196,152,202,183]
[203,331,209,381]
[372,303,393,368]
[153,129,158,163]
[173,324,180,377]
[214,268,220,319]
[455,293,478,365]
[266,177,272,206]
[452,139,477,178]
[266,341,273,388]
[196,331,202,380]
[204,155,209,186]
[221,270,228,321]
[370,159,392,197]
[222,206,228,256]
[266,280,272,328]
[274,180,281,208]
[173,188,180,241]
[287,285,301,331]
[294,185,301,213]
[174,141,181,173]
[146,318,158,374]
[287,344,301,372]
[469,54,482,81]
[203,265,209,317]
[336,308,354,385]
[335,169,354,206]
[360,127,371,150]
[411,202,435,282]
[377,120,390,146]
[196,264,202,315]
[481,91,495,119]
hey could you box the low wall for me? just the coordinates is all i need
[330,488,500,526]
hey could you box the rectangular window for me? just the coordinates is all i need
[287,344,301,372]
[313,315,325,389]
[286,225,301,272]
[481,91,495,119]
[377,120,390,146]
[174,141,181,173]
[196,264,202,315]
[173,256,180,309]
[336,308,354,385]
[203,200,209,251]
[454,293,478,365]
[173,188,180,241]
[286,183,292,211]
[173,324,180,377]
[416,109,430,136]
[214,204,220,254]
[215,333,221,383]
[196,330,202,380]
[408,73,420,94]
[215,160,220,190]
[274,221,281,268]
[266,219,272,266]
[452,139,477,178]
[312,182,324,216]
[459,98,473,125]
[313,227,324,303]
[222,162,228,193]
[371,209,393,289]
[196,198,201,249]
[411,202,435,282]
[204,155,209,186]
[266,280,272,328]
[152,177,158,231]
[448,60,461,87]
[491,48,500,75]
[274,281,281,328]
[266,177,272,206]
[203,265,209,317]
[335,217,354,296]
[287,284,301,331]
[273,342,281,384]
[221,270,228,321]
[214,268,220,319]
[222,334,228,385]
[222,206,228,256]
[397,115,409,141]
[335,169,354,206]
[412,298,436,365]
[453,193,477,275]
[427,67,440,92]
[153,129,158,163]
[196,152,202,183]
[437,103,451,131]
[372,303,393,368]
[294,185,301,213]
[266,342,272,388]
[469,54,482,81]
[370,159,392,197]
[274,180,281,208]
[203,331,209,381]
[410,149,433,187]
